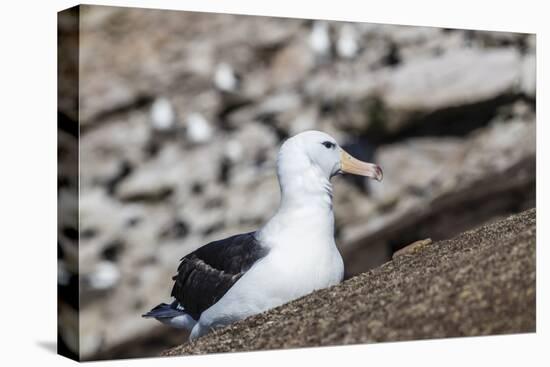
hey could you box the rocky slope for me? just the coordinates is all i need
[164,208,536,356]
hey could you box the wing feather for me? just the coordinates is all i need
[170,232,267,320]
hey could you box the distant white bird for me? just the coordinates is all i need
[309,21,331,58]
[185,112,213,144]
[143,131,383,340]
[214,63,239,92]
[337,24,359,59]
[88,261,120,290]
[150,97,176,131]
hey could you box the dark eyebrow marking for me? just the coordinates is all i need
[322,141,336,149]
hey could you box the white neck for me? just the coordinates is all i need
[258,148,335,248]
[278,164,333,212]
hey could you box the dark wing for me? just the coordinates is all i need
[170,232,268,320]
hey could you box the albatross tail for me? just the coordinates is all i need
[142,301,197,330]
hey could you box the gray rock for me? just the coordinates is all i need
[382,48,523,132]
[521,53,536,97]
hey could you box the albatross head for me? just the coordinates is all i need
[261,130,382,243]
[277,130,383,185]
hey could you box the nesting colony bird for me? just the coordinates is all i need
[150,97,176,131]
[309,21,331,60]
[337,24,359,59]
[143,131,383,340]
[214,62,240,93]
[185,112,213,144]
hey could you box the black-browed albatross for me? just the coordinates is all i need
[143,130,383,340]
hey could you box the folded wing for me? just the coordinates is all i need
[170,232,268,320]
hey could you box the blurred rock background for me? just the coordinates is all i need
[58,5,535,360]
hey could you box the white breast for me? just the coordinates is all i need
[198,203,344,331]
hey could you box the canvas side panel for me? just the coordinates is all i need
[58,5,80,362]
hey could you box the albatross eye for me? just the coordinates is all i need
[321,141,335,149]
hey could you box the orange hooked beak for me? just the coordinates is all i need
[339,148,383,181]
